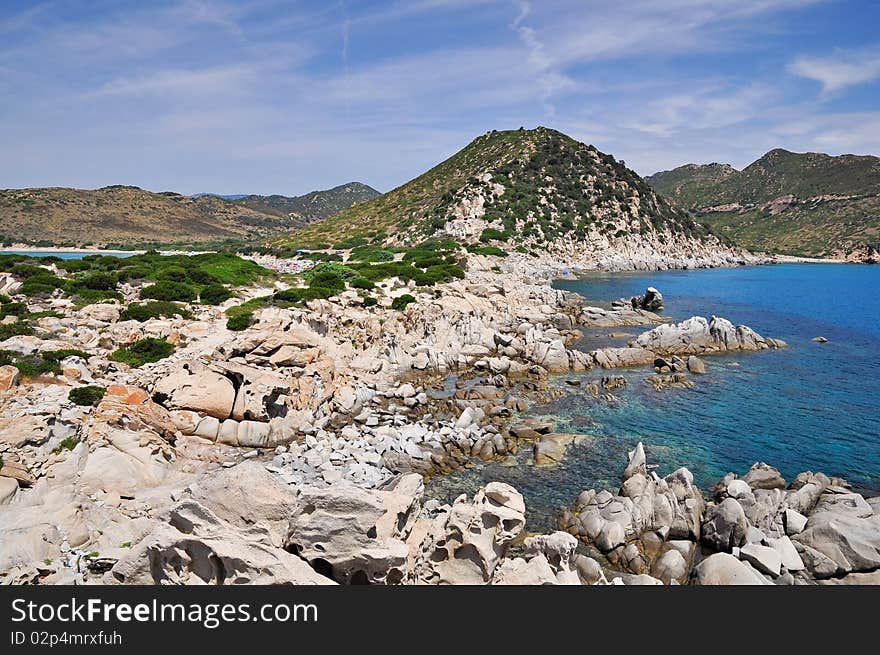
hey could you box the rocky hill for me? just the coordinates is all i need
[235,182,380,229]
[647,149,880,260]
[0,183,379,248]
[278,127,740,269]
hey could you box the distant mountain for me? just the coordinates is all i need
[277,127,723,265]
[647,149,880,259]
[0,182,379,247]
[235,182,381,229]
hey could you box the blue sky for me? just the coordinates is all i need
[1,0,879,195]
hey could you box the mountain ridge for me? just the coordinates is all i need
[647,149,880,258]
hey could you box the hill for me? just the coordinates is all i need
[647,149,880,258]
[276,127,729,267]
[235,182,380,228]
[0,182,378,248]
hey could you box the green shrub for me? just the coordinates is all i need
[349,277,375,290]
[362,295,378,307]
[0,348,88,377]
[71,288,123,303]
[186,269,220,285]
[116,266,153,283]
[119,301,192,322]
[19,273,65,297]
[274,287,336,304]
[9,264,47,278]
[0,321,34,341]
[139,281,197,302]
[68,385,106,407]
[75,272,118,290]
[467,245,508,257]
[110,337,175,367]
[479,228,510,242]
[199,283,233,305]
[226,312,252,331]
[391,294,416,311]
[0,302,29,318]
[155,266,189,282]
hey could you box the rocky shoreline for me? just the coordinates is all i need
[0,248,876,585]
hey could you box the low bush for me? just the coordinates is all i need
[226,313,252,331]
[349,277,375,290]
[467,245,508,257]
[68,385,106,407]
[0,321,34,341]
[0,348,90,377]
[110,337,175,367]
[139,280,197,302]
[155,266,189,282]
[391,294,416,311]
[0,302,29,318]
[74,272,118,291]
[19,273,65,297]
[361,295,378,307]
[119,301,192,322]
[199,283,233,305]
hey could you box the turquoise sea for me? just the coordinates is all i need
[426,263,880,532]
[1,250,134,259]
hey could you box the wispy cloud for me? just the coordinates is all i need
[788,47,880,94]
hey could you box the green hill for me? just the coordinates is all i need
[647,149,880,257]
[276,127,714,255]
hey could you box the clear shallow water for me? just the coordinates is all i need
[426,264,880,532]
[1,250,134,259]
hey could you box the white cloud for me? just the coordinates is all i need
[788,47,880,94]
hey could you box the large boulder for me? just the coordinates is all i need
[107,501,333,585]
[631,287,663,311]
[153,363,236,420]
[493,532,581,585]
[792,512,880,579]
[286,474,424,584]
[632,316,783,355]
[701,498,749,552]
[409,482,525,584]
[691,552,772,585]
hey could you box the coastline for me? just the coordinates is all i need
[0,244,877,586]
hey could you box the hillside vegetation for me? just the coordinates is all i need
[647,149,880,257]
[276,127,715,258]
[0,182,378,248]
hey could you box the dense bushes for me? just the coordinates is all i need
[479,228,511,242]
[139,280,197,302]
[68,385,106,406]
[110,338,174,367]
[119,301,192,322]
[19,272,66,297]
[199,283,233,305]
[0,321,34,341]
[467,245,508,257]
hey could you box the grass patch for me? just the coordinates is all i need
[52,436,80,454]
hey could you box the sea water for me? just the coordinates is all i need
[426,264,880,532]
